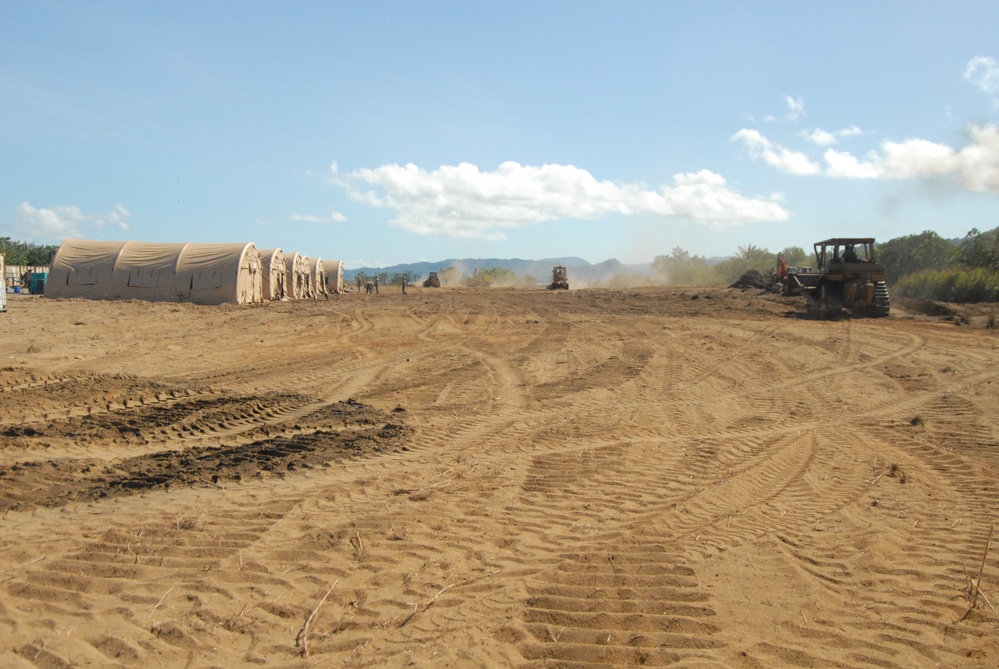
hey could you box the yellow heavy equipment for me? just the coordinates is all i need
[781,238,890,318]
[547,265,569,290]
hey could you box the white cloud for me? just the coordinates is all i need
[11,202,131,242]
[823,148,881,178]
[648,169,789,225]
[763,95,806,122]
[821,124,999,192]
[785,95,806,120]
[805,129,836,146]
[291,211,347,224]
[730,129,822,175]
[103,204,132,231]
[736,123,999,194]
[964,56,999,98]
[329,161,788,239]
[803,125,863,146]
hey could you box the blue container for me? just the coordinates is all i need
[28,273,47,294]
[13,286,20,294]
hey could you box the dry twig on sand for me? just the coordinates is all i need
[959,523,994,622]
[296,580,338,657]
[351,530,363,557]
[399,571,497,628]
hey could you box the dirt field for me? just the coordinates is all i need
[1,286,998,668]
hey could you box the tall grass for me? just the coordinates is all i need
[894,268,999,303]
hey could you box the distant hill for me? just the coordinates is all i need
[345,257,655,284]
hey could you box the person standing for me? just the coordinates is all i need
[374,275,379,294]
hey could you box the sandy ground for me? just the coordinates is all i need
[1,286,998,668]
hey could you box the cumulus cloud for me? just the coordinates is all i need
[291,211,347,224]
[738,123,999,193]
[823,124,999,192]
[964,56,999,98]
[803,125,863,146]
[328,161,788,239]
[823,148,883,179]
[11,202,131,242]
[730,129,822,175]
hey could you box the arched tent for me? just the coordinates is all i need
[308,257,328,298]
[258,248,287,301]
[283,252,309,300]
[46,239,263,305]
[325,260,344,294]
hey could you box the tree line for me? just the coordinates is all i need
[0,238,59,266]
[651,226,999,303]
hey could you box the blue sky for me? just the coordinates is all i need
[2,1,998,269]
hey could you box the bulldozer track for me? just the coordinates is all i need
[1,288,998,668]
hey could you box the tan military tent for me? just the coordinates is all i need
[46,239,263,305]
[283,252,309,300]
[258,248,287,301]
[325,259,344,294]
[308,257,328,298]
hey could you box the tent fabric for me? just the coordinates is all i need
[325,260,344,294]
[46,239,263,305]
[283,252,309,300]
[258,248,287,301]
[308,257,328,298]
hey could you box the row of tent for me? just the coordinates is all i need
[45,239,345,305]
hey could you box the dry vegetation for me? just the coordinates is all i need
[1,286,998,668]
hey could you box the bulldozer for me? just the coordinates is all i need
[423,271,441,288]
[781,238,890,319]
[547,265,569,290]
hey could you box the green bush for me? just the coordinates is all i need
[894,269,999,303]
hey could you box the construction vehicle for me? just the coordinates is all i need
[547,265,569,290]
[423,271,440,288]
[782,238,890,318]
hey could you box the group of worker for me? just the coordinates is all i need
[353,274,410,295]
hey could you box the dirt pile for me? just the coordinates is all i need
[729,268,770,289]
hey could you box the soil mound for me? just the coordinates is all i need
[730,268,769,289]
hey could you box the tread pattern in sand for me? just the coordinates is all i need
[1,288,998,667]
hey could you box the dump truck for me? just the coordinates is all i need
[547,265,569,290]
[782,238,890,318]
[423,271,441,288]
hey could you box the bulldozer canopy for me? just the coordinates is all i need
[815,238,876,246]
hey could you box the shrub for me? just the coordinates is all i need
[894,269,999,303]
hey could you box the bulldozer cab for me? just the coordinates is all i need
[548,265,569,290]
[814,238,876,270]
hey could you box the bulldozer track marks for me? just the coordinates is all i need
[2,289,998,667]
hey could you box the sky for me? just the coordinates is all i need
[2,1,999,269]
